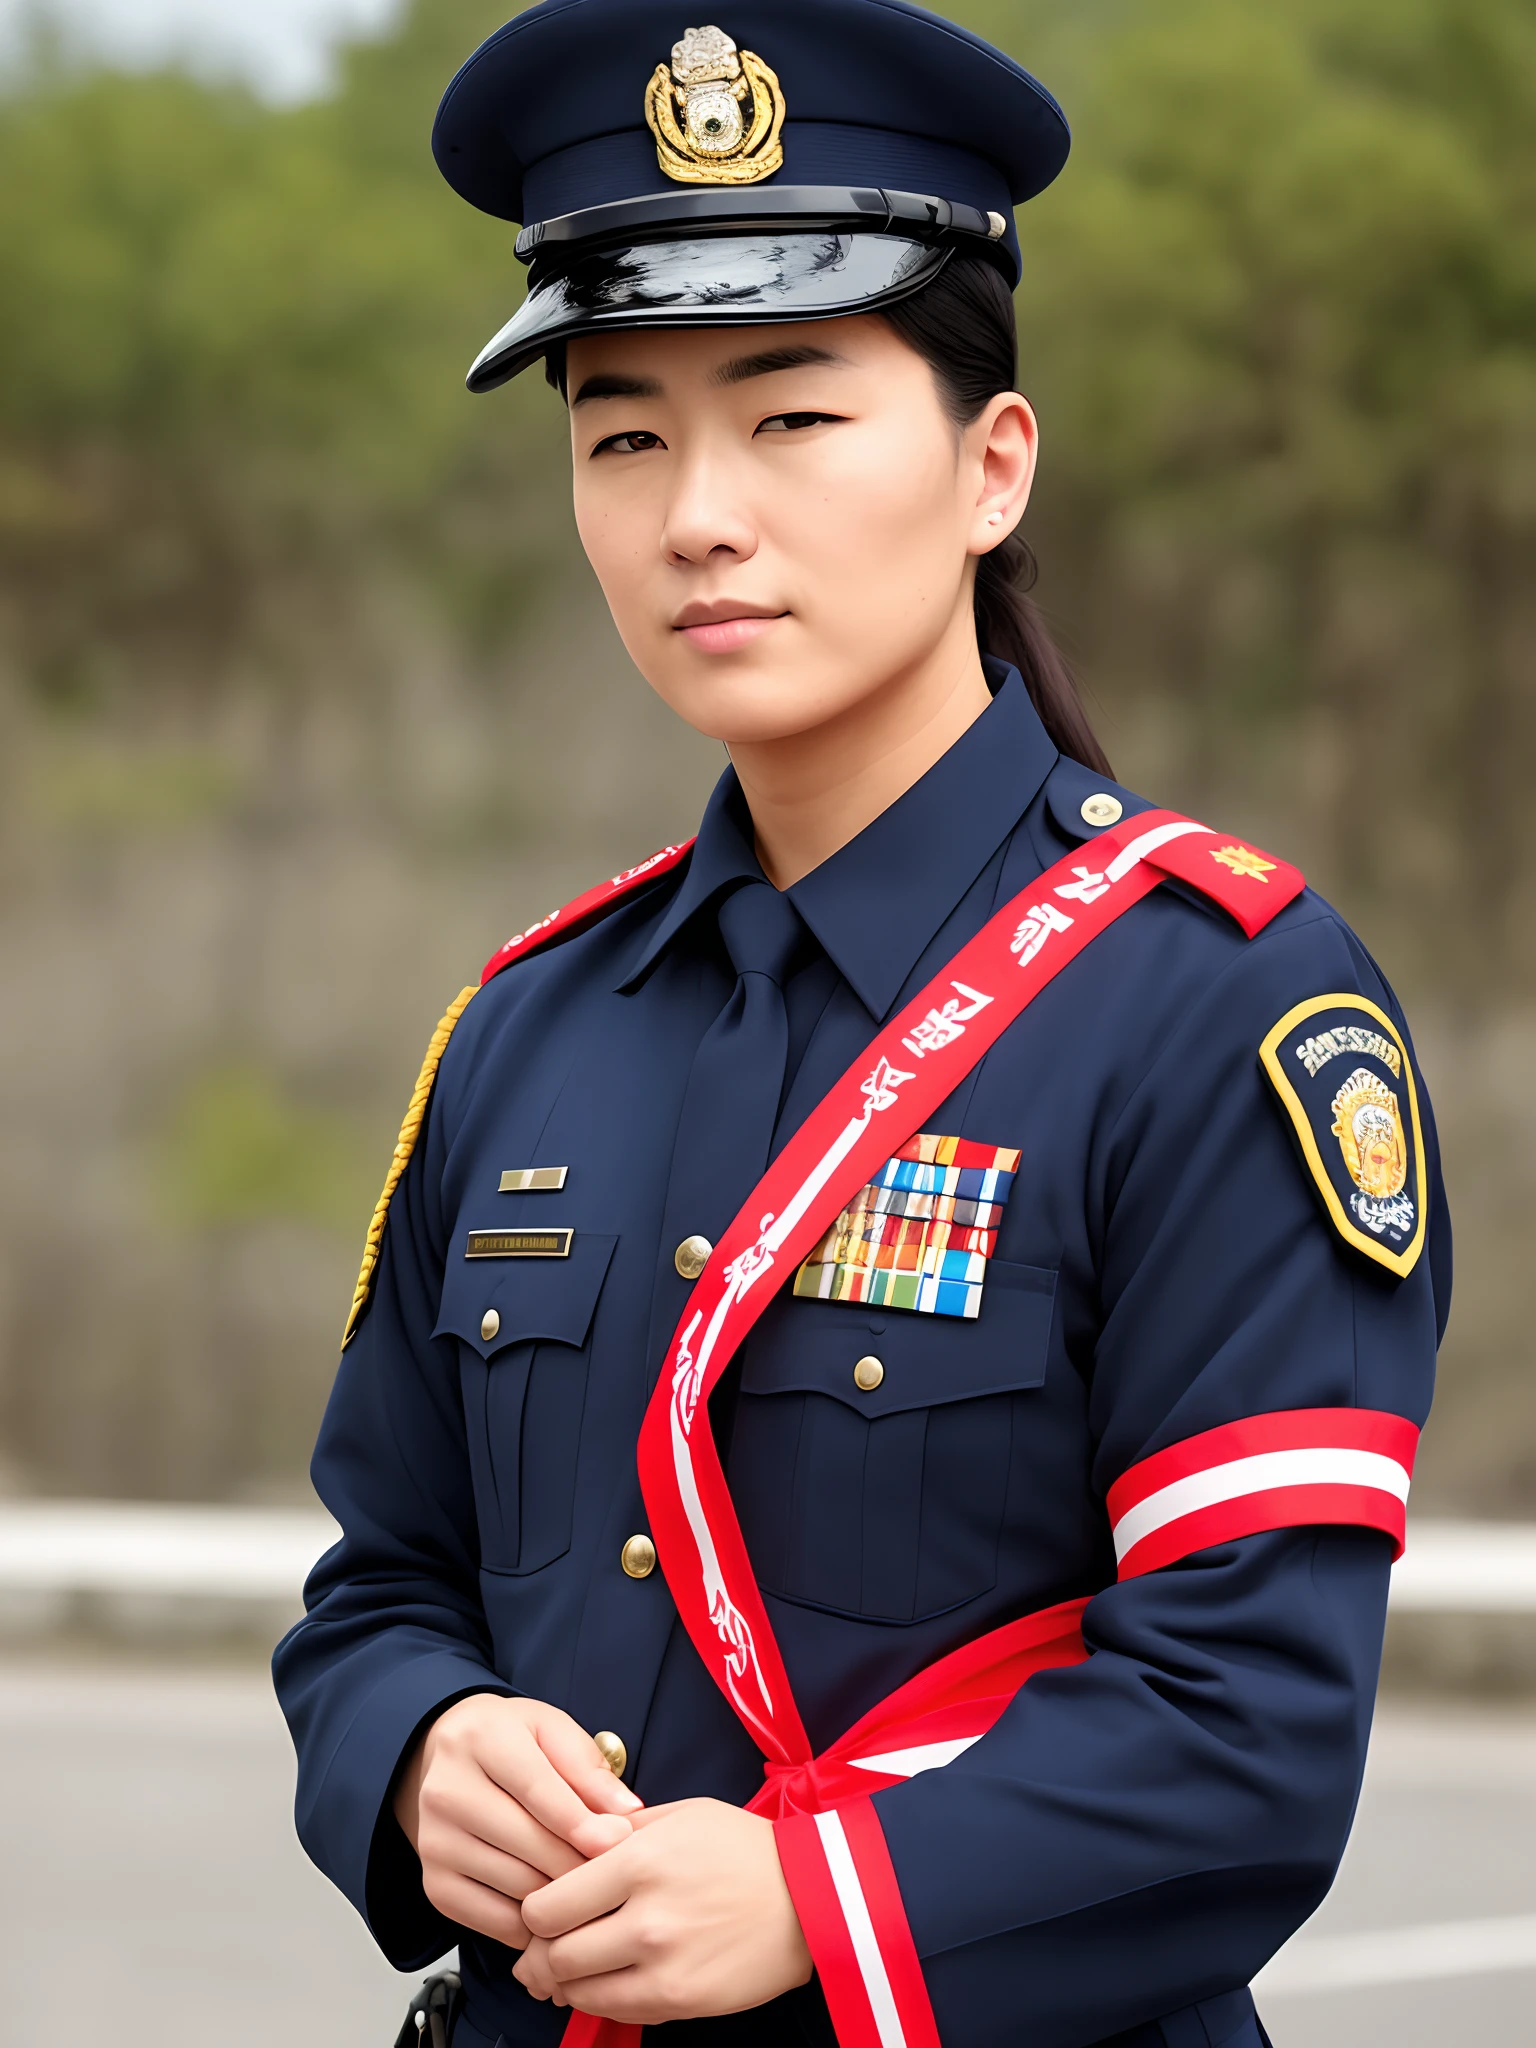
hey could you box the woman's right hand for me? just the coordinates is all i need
[393,1693,642,1949]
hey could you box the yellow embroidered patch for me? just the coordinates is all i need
[342,984,478,1349]
[1260,993,1426,1278]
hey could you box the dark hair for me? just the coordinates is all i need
[880,255,1110,775]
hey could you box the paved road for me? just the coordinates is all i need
[1,1660,1531,2045]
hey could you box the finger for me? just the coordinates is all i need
[419,1868,530,1950]
[543,1907,650,1985]
[555,1969,664,2025]
[520,1842,637,1941]
[427,1775,586,1881]
[535,1712,644,1820]
[514,1937,573,2005]
[477,1721,635,1857]
[624,1802,680,1831]
[436,1828,548,1903]
[513,1935,560,2001]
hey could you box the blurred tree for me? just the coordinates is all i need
[0,1,566,725]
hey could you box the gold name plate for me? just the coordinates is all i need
[466,1229,573,1259]
[499,1167,569,1192]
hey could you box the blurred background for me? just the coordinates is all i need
[0,1,1533,2041]
[2,0,1533,1514]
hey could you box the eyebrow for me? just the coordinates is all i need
[570,343,850,407]
[570,372,664,406]
[712,344,850,386]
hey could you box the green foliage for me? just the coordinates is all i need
[0,2,569,714]
[1014,0,1536,519]
[155,1060,375,1233]
[0,4,533,471]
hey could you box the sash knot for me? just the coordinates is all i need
[754,1753,838,1819]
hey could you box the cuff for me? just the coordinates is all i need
[294,1647,514,1970]
[774,1797,941,2048]
[366,1681,515,1967]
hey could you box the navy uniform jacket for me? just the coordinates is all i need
[275,669,1448,2048]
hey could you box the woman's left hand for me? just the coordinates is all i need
[514,1798,813,2022]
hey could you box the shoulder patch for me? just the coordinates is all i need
[342,984,479,1349]
[1260,993,1426,1278]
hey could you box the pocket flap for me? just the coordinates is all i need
[737,1258,1056,1417]
[435,1232,617,1358]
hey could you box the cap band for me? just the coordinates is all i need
[516,186,1007,262]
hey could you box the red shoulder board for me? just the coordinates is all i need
[1141,828,1304,937]
[481,840,695,986]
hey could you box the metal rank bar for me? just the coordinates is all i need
[499,1167,569,1193]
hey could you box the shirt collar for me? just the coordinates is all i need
[616,774,765,990]
[620,667,1058,1014]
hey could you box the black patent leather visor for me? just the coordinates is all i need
[467,231,950,393]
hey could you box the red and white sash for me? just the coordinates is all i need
[484,811,1418,2048]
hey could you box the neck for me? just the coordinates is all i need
[731,626,994,890]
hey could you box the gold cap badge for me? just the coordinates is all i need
[645,24,786,185]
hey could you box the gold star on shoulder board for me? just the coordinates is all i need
[1211,844,1277,883]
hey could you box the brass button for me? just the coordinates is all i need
[674,1234,713,1280]
[480,1309,501,1343]
[621,1534,657,1580]
[852,1356,885,1392]
[594,1730,627,1777]
[1080,793,1124,828]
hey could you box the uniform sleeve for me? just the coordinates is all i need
[869,909,1446,2047]
[271,1049,512,1972]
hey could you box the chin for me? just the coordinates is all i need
[656,661,863,747]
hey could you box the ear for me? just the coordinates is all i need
[965,392,1038,557]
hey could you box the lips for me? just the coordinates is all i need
[672,600,787,655]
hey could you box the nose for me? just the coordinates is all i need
[659,445,758,568]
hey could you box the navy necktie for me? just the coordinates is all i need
[647,879,808,1377]
[708,880,809,1188]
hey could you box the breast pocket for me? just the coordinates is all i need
[435,1233,617,1575]
[732,1259,1057,1624]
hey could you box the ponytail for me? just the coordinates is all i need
[974,531,1111,777]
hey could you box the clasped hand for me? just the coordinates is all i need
[394,1694,812,2025]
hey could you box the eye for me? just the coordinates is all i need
[755,411,845,434]
[592,429,665,456]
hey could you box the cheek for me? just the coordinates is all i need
[770,432,957,595]
[572,479,658,619]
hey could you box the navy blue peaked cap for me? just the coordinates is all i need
[433,0,1069,392]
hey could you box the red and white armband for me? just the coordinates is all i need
[1107,1407,1419,1580]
